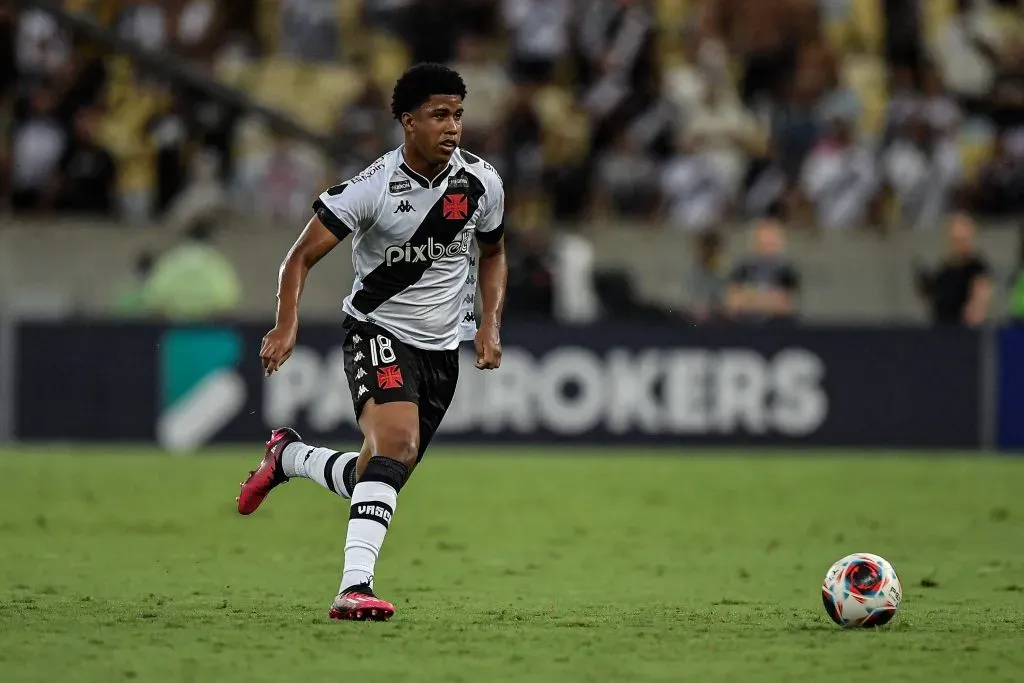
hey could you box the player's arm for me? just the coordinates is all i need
[260,215,341,375]
[474,176,507,370]
[475,234,506,369]
[964,272,993,327]
[261,179,371,376]
[478,235,507,328]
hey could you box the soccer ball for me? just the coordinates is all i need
[821,552,902,627]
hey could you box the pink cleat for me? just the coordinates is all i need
[328,585,395,622]
[236,428,300,515]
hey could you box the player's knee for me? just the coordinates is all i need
[360,451,414,493]
[372,423,419,468]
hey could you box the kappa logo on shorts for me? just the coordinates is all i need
[376,364,403,390]
[442,194,469,220]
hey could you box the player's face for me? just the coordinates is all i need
[407,95,463,166]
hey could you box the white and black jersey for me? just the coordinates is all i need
[314,146,504,351]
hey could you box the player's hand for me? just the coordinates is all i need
[260,323,297,376]
[474,322,502,370]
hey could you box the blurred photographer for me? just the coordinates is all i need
[914,213,992,327]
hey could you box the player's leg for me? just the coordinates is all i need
[236,433,372,515]
[330,348,459,621]
[279,436,371,496]
[329,323,423,621]
[412,348,460,464]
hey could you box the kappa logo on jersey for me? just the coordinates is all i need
[376,364,403,390]
[463,312,475,323]
[393,200,415,214]
[389,179,412,194]
[443,194,469,220]
[463,294,475,305]
[384,230,472,266]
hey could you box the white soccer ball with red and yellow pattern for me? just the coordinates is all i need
[821,553,902,627]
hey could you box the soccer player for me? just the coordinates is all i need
[236,63,506,622]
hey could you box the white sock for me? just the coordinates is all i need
[281,443,359,499]
[340,481,398,593]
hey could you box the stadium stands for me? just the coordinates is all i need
[2,0,1022,324]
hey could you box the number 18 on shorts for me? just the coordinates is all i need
[342,318,419,417]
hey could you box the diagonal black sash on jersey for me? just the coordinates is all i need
[351,169,486,314]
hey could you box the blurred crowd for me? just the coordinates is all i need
[1,0,1022,327]
[3,0,1023,229]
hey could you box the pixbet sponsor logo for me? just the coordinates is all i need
[384,230,472,266]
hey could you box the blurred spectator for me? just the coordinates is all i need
[110,251,156,317]
[241,128,326,224]
[53,105,117,216]
[914,213,993,327]
[799,111,880,230]
[276,0,340,63]
[503,229,554,319]
[501,0,570,84]
[363,0,414,37]
[660,140,731,233]
[10,85,66,213]
[882,115,962,231]
[0,6,16,100]
[930,0,1002,109]
[689,230,728,323]
[142,219,241,321]
[147,91,191,217]
[329,70,394,164]
[15,7,70,88]
[594,130,660,219]
[406,0,462,64]
[970,128,1024,215]
[577,0,656,152]
[771,63,827,187]
[725,218,800,323]
[666,34,735,115]
[883,0,924,78]
[919,66,964,136]
[497,80,544,203]
[450,33,511,152]
[682,81,764,204]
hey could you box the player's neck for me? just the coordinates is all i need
[401,144,448,182]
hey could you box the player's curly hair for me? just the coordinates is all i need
[391,63,467,121]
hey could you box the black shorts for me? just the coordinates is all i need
[342,316,460,461]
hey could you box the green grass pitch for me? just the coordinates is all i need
[1,446,1023,683]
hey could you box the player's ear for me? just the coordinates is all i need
[401,112,415,133]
